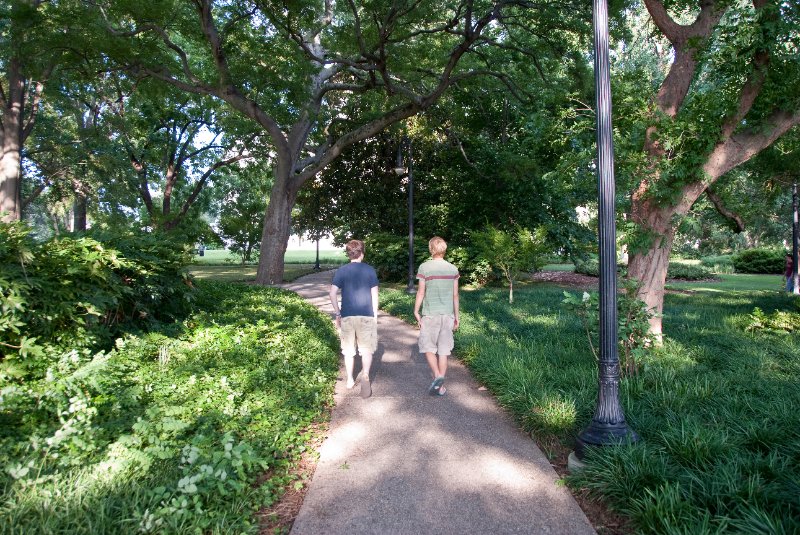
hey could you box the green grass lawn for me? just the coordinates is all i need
[542,263,576,272]
[189,263,341,283]
[192,249,346,265]
[667,273,783,292]
[380,283,800,534]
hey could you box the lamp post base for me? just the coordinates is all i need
[405,283,415,295]
[567,451,586,473]
[574,422,639,460]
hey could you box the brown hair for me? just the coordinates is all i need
[428,236,447,256]
[345,239,365,260]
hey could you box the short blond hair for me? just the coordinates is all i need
[428,236,447,256]
[345,240,365,259]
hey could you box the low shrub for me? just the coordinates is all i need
[732,248,785,274]
[667,262,715,280]
[0,223,193,378]
[573,258,626,277]
[746,306,800,333]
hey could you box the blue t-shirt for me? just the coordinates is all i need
[332,262,379,317]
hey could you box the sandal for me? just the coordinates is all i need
[428,377,444,395]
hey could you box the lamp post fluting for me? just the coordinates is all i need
[574,0,638,461]
[394,137,415,294]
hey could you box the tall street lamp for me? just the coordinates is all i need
[570,0,639,469]
[394,137,415,294]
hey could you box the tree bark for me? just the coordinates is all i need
[706,188,745,233]
[0,59,24,222]
[256,158,298,284]
[628,0,800,338]
[73,194,87,232]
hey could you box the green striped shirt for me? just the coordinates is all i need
[417,258,459,316]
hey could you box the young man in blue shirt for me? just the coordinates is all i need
[329,240,379,398]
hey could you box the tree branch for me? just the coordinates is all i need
[705,188,745,233]
[645,0,726,116]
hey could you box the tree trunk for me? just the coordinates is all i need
[73,194,87,232]
[0,59,24,223]
[626,187,678,340]
[255,160,298,285]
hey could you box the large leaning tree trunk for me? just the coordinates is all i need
[628,0,800,338]
[99,0,558,284]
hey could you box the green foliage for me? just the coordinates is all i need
[0,281,339,534]
[0,222,193,378]
[561,279,655,376]
[732,248,786,274]
[666,262,715,281]
[362,233,429,282]
[746,306,800,333]
[215,167,270,265]
[573,258,626,278]
[472,225,548,303]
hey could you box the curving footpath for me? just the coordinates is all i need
[285,270,596,535]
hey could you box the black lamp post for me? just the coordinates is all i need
[571,0,638,465]
[792,183,798,294]
[394,137,415,294]
[314,237,321,271]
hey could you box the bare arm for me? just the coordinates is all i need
[329,284,341,328]
[453,277,460,331]
[413,278,426,325]
[371,285,379,320]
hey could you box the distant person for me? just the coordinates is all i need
[785,253,795,293]
[329,240,379,398]
[414,236,460,396]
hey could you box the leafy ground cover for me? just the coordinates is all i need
[380,284,800,534]
[0,281,339,534]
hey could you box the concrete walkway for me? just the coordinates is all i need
[285,271,596,535]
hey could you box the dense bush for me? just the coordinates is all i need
[700,254,734,274]
[574,259,716,281]
[666,262,715,280]
[0,281,339,534]
[0,222,194,378]
[362,232,429,282]
[732,248,786,274]
[573,258,626,277]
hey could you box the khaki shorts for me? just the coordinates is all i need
[340,316,378,357]
[418,315,455,356]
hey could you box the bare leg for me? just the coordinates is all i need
[360,352,373,398]
[361,352,373,382]
[438,354,448,379]
[344,353,356,388]
[425,352,441,379]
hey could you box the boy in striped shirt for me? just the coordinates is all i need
[413,236,460,396]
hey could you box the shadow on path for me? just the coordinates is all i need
[284,271,596,534]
